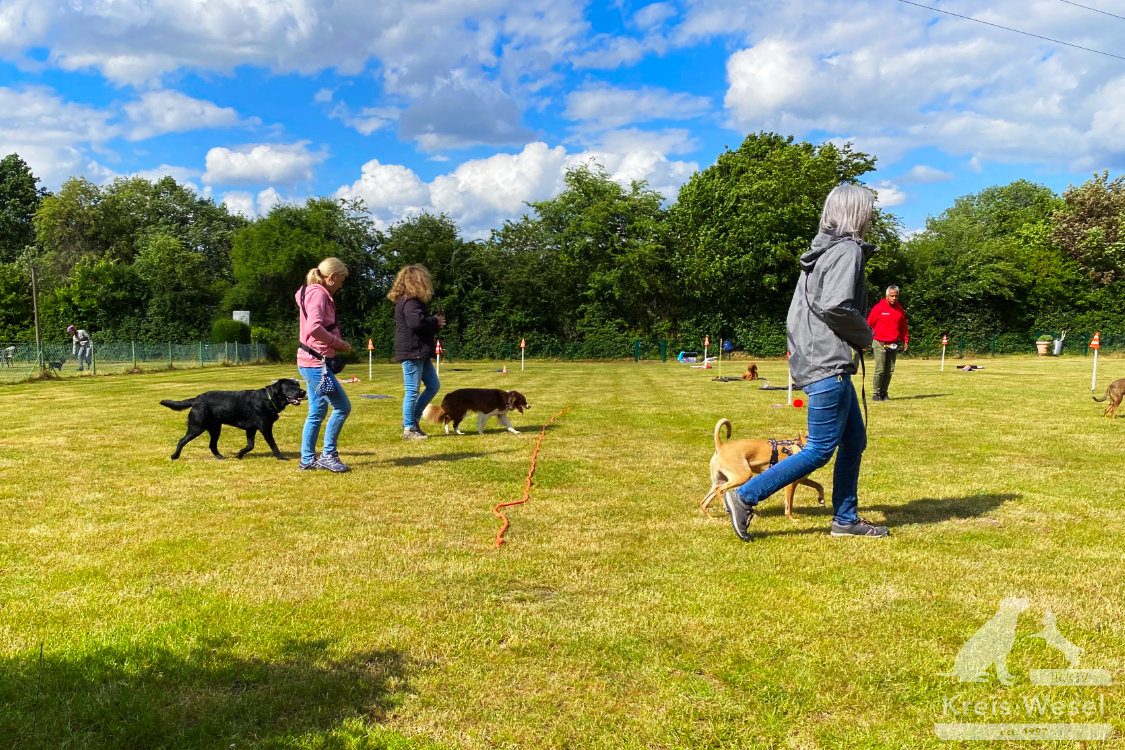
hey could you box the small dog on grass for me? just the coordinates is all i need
[161,378,306,460]
[1093,378,1125,419]
[46,358,66,373]
[423,388,529,435]
[700,418,824,518]
[741,363,758,381]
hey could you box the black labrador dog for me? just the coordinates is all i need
[161,378,306,460]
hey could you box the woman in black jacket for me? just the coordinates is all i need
[388,264,446,439]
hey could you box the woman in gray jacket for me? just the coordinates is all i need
[723,184,888,541]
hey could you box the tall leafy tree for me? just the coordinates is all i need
[669,132,878,343]
[0,154,47,264]
[523,163,672,340]
[903,181,1063,334]
[1052,171,1125,285]
[226,198,379,331]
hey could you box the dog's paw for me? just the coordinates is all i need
[276,455,290,461]
[508,428,520,434]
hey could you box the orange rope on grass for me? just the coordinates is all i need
[492,407,570,549]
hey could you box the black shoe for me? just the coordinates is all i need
[871,394,884,402]
[830,517,889,537]
[722,490,755,542]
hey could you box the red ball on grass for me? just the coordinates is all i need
[792,398,805,408]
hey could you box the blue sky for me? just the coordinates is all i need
[0,0,1121,237]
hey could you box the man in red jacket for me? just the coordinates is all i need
[866,285,909,401]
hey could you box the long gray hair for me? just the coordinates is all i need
[819,184,875,240]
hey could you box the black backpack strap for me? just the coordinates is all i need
[298,284,338,333]
[299,342,325,361]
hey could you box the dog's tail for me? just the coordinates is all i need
[160,398,195,411]
[714,418,732,450]
[422,404,447,424]
[1093,387,1110,403]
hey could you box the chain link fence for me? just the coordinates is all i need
[0,341,269,383]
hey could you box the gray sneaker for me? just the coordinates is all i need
[830,517,889,537]
[402,428,428,440]
[297,458,321,471]
[722,490,755,542]
[318,451,350,472]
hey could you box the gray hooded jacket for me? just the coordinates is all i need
[785,232,874,388]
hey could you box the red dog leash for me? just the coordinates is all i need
[493,407,570,549]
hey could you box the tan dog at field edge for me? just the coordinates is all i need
[700,418,825,519]
[1093,378,1125,418]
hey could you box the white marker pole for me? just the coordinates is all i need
[436,340,443,376]
[787,368,793,406]
[1091,332,1100,391]
[940,334,948,371]
[520,338,526,371]
[367,338,373,381]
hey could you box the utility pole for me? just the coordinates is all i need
[30,265,43,370]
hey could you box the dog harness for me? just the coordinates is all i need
[768,438,800,466]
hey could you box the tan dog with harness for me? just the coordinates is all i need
[700,418,825,518]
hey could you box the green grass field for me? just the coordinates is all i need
[1,356,1123,749]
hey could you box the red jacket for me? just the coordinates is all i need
[867,299,909,345]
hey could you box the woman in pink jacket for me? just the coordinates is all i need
[296,257,352,472]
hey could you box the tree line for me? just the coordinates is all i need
[1,133,1122,360]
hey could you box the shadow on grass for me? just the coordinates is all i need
[0,639,412,748]
[881,393,948,400]
[867,492,1018,524]
[390,451,510,466]
[747,493,1018,537]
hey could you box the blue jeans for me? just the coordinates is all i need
[298,366,351,463]
[402,358,440,429]
[734,373,866,525]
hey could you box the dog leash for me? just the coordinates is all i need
[493,407,570,549]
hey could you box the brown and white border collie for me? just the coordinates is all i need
[422,388,530,435]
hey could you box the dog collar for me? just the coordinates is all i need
[265,388,281,412]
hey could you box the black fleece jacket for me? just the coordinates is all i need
[394,297,440,362]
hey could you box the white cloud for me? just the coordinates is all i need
[124,90,253,141]
[583,128,698,157]
[0,0,589,92]
[716,0,1125,171]
[335,158,431,220]
[869,180,907,208]
[398,72,536,150]
[565,84,711,129]
[900,165,955,184]
[256,186,282,214]
[335,140,698,237]
[0,85,117,186]
[633,3,676,31]
[130,164,201,185]
[202,141,326,186]
[327,101,401,136]
[219,186,287,217]
[220,191,256,218]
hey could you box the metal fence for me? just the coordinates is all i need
[0,341,270,383]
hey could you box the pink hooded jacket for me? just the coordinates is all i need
[296,284,348,369]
